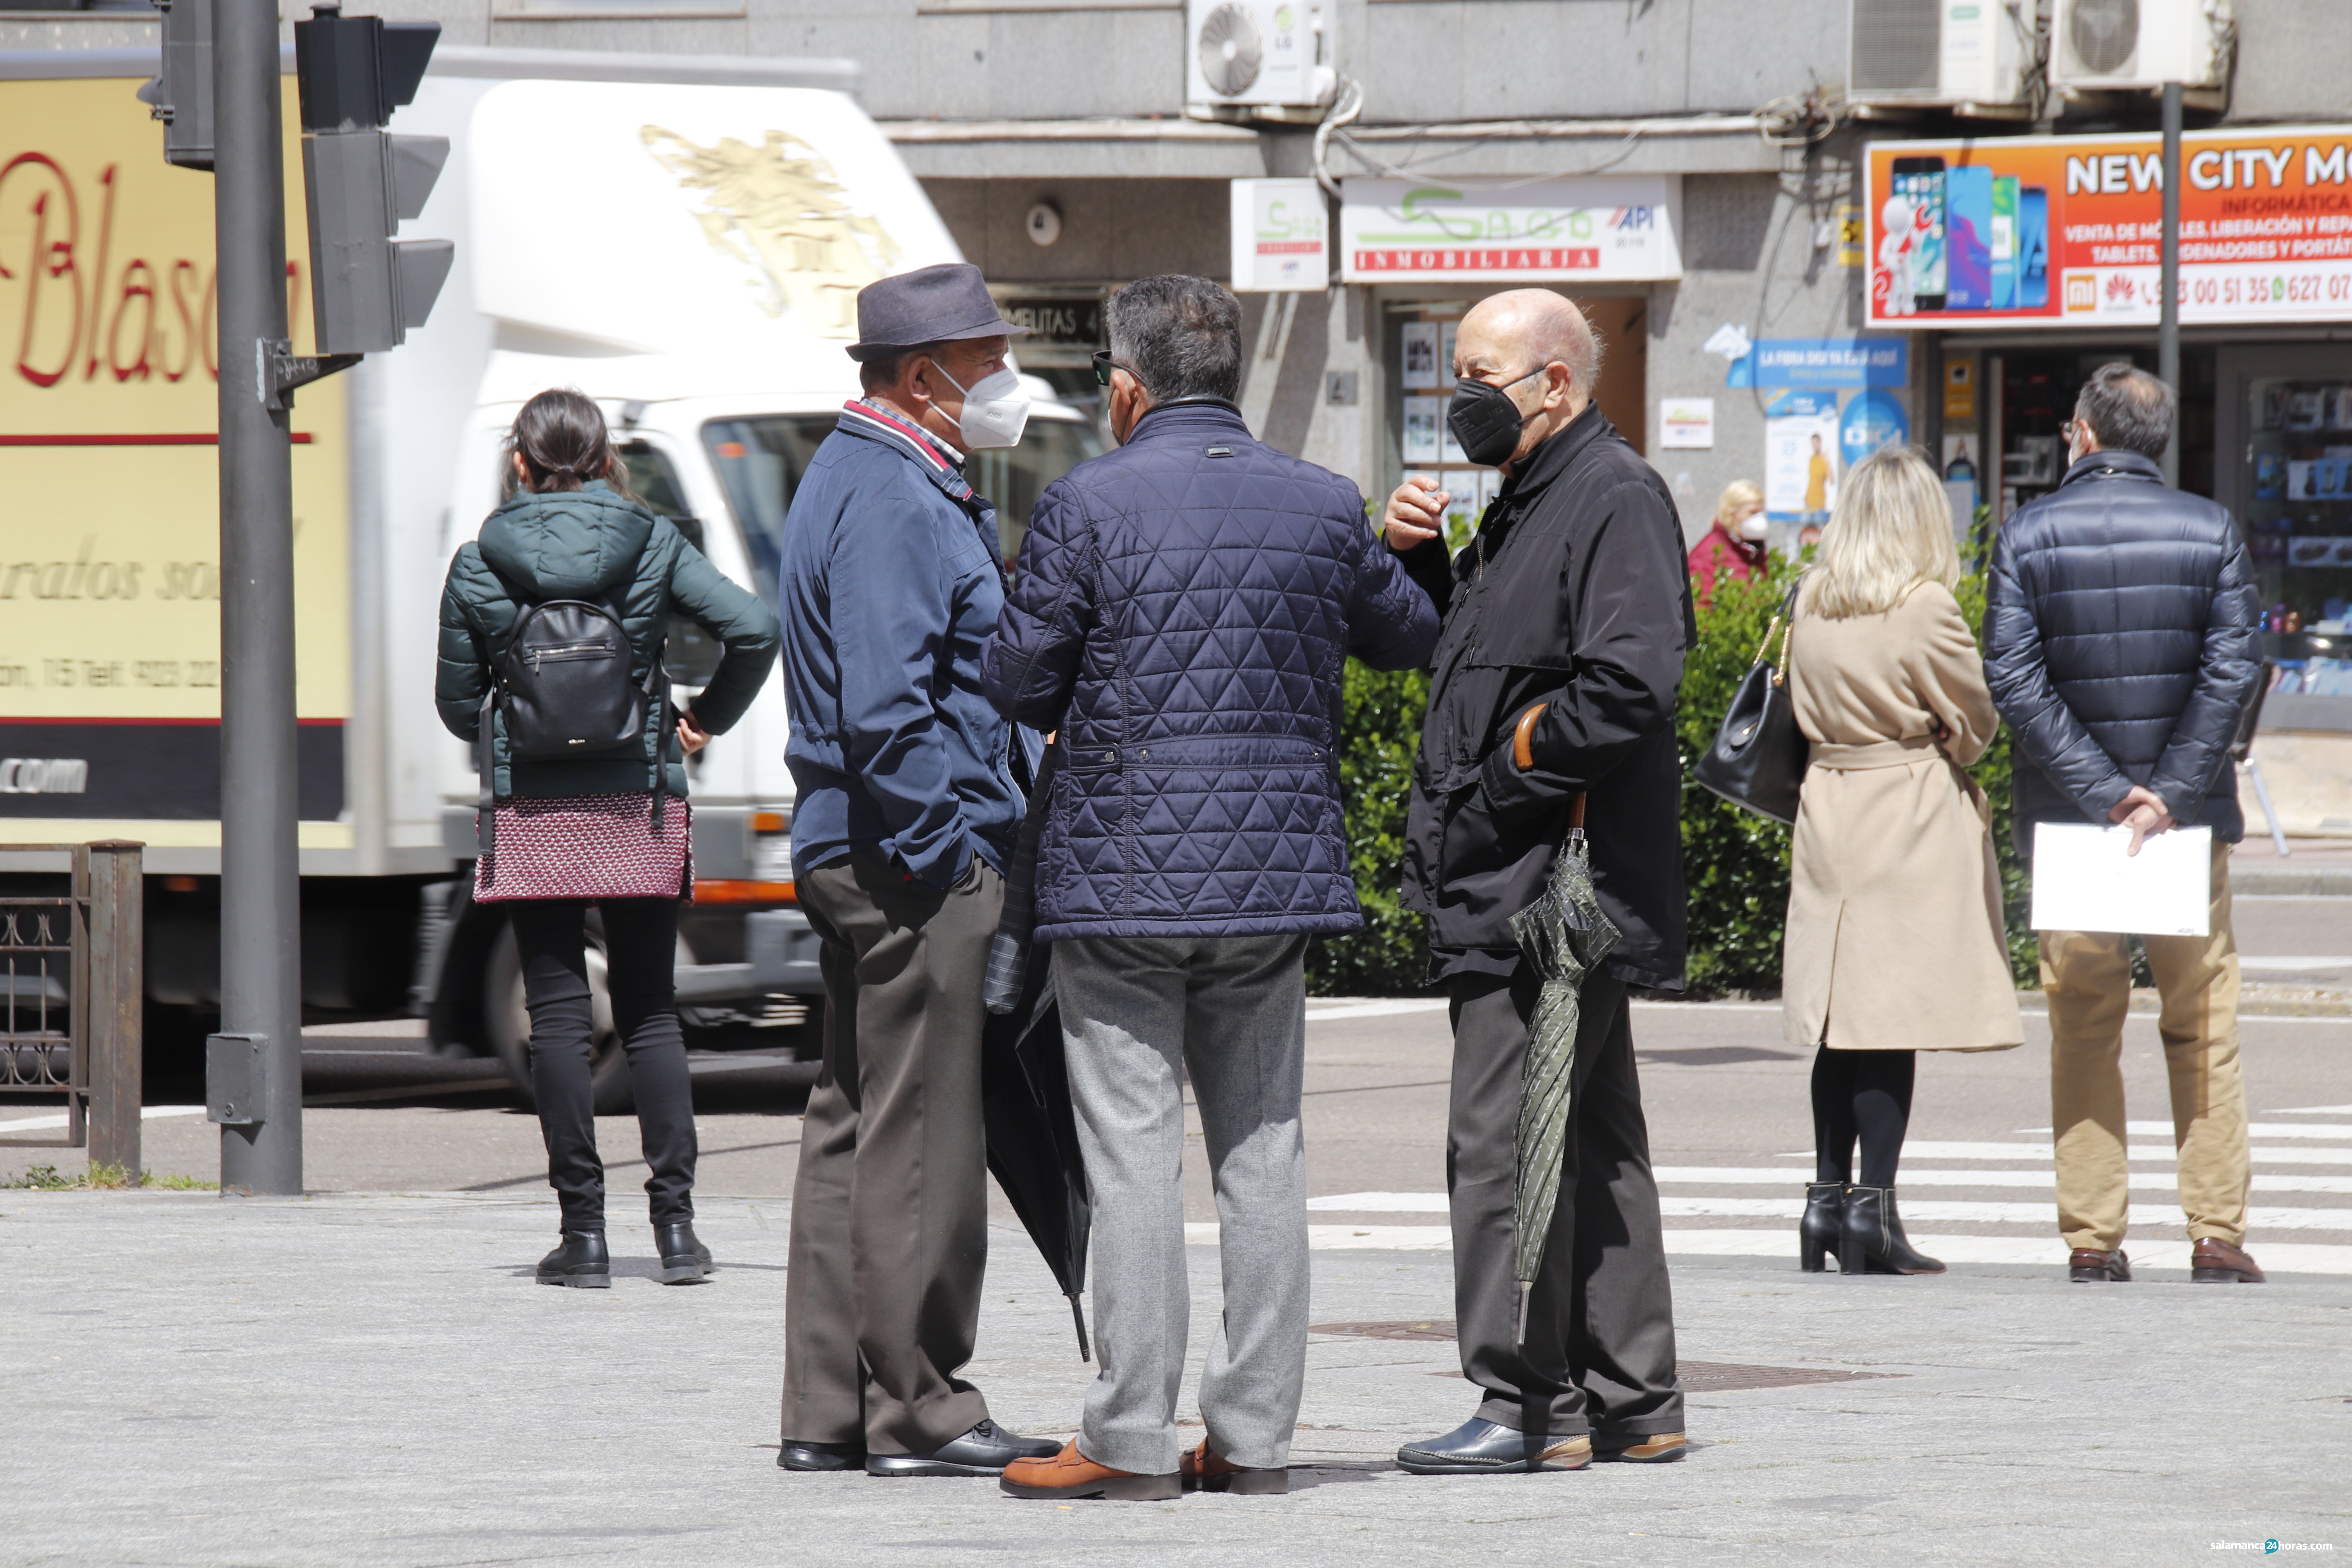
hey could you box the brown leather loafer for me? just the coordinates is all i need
[1000,1440,1180,1501]
[1596,1432,1688,1464]
[1179,1439,1288,1495]
[2190,1237,2266,1283]
[2069,1247,2131,1282]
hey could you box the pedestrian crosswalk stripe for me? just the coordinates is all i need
[2274,1104,2352,1114]
[1784,1141,2352,1164]
[1650,1168,2352,1194]
[1650,1197,2352,1230]
[1182,1224,2352,1274]
[2011,1122,2352,1140]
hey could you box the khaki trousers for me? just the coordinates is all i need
[2040,837,2250,1252]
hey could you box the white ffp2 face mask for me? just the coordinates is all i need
[1738,514,1769,542]
[928,361,1031,450]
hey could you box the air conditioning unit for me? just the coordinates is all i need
[2050,0,2232,93]
[1848,0,2034,113]
[1185,1,1336,122]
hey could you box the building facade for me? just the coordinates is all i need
[11,0,2352,829]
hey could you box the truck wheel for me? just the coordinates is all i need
[483,921,635,1116]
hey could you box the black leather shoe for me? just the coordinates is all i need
[535,1230,610,1289]
[778,1440,864,1472]
[1800,1181,1844,1273]
[1838,1186,1945,1275]
[1396,1417,1591,1474]
[866,1420,1063,1478]
[655,1221,713,1285]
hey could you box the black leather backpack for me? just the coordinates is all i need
[475,586,670,852]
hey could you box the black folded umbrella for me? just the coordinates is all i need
[981,951,1091,1360]
[978,737,1092,1359]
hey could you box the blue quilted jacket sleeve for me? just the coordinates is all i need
[2145,533,2263,816]
[1341,492,1441,672]
[1983,523,2135,821]
[982,475,1094,730]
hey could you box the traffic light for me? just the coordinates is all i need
[293,3,452,354]
[138,0,214,171]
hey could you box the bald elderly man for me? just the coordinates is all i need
[1383,291,1693,1474]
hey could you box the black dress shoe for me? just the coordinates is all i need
[1396,1417,1591,1474]
[654,1221,713,1285]
[536,1230,610,1289]
[866,1419,1063,1478]
[778,1440,864,1472]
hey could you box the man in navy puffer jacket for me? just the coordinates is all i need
[1984,362,2265,1287]
[984,276,1437,1500]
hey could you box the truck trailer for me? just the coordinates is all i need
[0,45,1102,1105]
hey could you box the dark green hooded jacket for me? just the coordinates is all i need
[435,481,781,801]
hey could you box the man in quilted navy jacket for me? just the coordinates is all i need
[1984,363,2266,1287]
[984,276,1438,1500]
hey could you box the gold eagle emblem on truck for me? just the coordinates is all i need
[640,126,901,337]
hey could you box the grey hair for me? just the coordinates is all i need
[2075,362,2175,459]
[1106,275,1243,403]
[1562,310,1605,399]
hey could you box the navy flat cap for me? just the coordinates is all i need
[845,262,1028,361]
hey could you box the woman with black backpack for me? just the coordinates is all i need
[436,389,780,1288]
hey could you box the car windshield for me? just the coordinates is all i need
[702,410,1105,599]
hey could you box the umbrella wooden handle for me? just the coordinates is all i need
[1567,791,1587,832]
[1512,702,1547,770]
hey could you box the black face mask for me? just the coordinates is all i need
[1445,364,1548,468]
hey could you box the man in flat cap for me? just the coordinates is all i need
[777,262,1060,1479]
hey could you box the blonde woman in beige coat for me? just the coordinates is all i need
[1782,446,2023,1277]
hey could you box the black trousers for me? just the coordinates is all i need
[784,852,1001,1456]
[509,898,697,1233]
[1445,965,1685,1439]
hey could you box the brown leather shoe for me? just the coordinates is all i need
[2190,1237,2267,1283]
[1595,1432,1688,1464]
[2068,1247,2131,1282]
[1000,1440,1181,1501]
[1179,1439,1288,1495]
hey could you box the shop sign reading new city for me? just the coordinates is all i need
[1867,126,2352,329]
[1339,178,1682,283]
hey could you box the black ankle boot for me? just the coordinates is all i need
[1838,1186,1944,1276]
[537,1230,611,1288]
[1800,1181,1844,1272]
[655,1221,713,1285]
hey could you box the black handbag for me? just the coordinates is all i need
[1692,583,1808,826]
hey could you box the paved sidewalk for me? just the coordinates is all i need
[3,1191,2344,1566]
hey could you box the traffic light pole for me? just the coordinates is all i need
[214,0,306,1195]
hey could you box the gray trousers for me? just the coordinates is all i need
[783,851,1000,1456]
[1054,933,1311,1476]
[1447,966,1685,1439]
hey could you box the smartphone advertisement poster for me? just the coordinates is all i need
[1867,126,2352,329]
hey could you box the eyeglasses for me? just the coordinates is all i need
[1091,349,1138,388]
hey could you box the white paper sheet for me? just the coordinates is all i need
[2029,823,2212,937]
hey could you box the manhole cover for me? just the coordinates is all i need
[1310,1323,1897,1391]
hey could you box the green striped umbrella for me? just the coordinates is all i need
[1505,812,1621,1343]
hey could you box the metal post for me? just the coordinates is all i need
[86,841,144,1179]
[213,0,304,1195]
[2159,80,2183,488]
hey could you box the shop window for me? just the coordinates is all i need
[2244,374,2352,688]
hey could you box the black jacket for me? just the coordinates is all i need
[1983,448,2263,850]
[1399,405,1697,989]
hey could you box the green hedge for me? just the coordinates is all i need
[1308,556,2037,997]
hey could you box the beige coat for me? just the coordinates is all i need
[1781,581,2023,1053]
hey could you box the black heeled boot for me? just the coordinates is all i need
[655,1221,713,1285]
[537,1230,611,1288]
[1800,1181,1844,1272]
[1838,1186,1945,1276]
